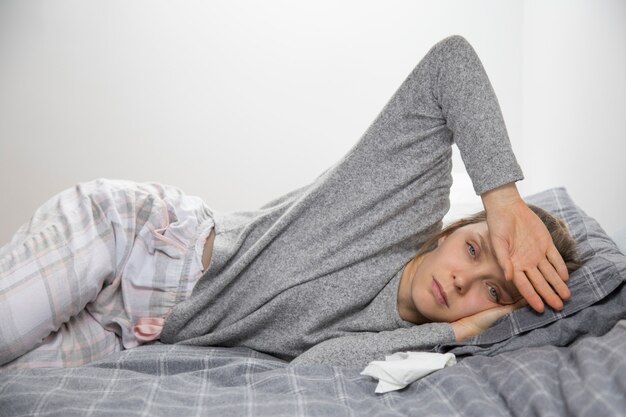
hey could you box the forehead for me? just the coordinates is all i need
[453,221,522,300]
[452,221,488,236]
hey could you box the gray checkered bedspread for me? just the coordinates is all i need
[2,318,625,417]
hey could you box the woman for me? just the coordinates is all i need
[0,36,579,369]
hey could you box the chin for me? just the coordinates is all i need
[415,293,447,323]
[427,313,450,323]
[416,306,445,323]
[419,303,457,323]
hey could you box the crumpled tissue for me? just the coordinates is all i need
[361,351,457,393]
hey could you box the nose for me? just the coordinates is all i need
[452,270,480,294]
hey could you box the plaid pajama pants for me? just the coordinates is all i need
[0,179,214,368]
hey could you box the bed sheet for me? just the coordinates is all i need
[2,318,625,417]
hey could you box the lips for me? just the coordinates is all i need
[432,278,449,307]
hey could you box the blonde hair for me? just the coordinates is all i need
[415,204,582,273]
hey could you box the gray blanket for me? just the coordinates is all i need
[2,320,625,417]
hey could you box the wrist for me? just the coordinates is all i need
[451,322,471,342]
[480,182,523,211]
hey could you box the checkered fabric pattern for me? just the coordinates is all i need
[1,320,625,417]
[0,179,213,368]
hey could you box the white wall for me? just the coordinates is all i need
[1,0,622,246]
[520,0,626,234]
[0,0,523,244]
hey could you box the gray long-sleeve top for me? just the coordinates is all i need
[160,35,524,368]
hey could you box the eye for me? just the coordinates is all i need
[487,285,500,302]
[467,242,477,258]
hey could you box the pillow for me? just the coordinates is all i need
[437,187,626,356]
[611,225,626,256]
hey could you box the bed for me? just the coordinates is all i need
[1,187,625,417]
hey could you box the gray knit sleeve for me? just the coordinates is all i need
[289,323,455,368]
[430,35,524,195]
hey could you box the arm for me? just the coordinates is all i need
[290,323,455,368]
[429,36,570,311]
[452,298,527,341]
[292,300,526,368]
[432,35,524,195]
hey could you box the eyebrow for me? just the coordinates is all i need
[478,232,521,302]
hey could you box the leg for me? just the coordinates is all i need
[2,309,122,369]
[0,179,214,367]
[0,181,120,366]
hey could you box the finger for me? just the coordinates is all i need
[512,271,544,313]
[479,304,514,329]
[512,298,528,309]
[547,244,569,282]
[491,303,519,324]
[499,303,518,315]
[492,239,514,281]
[526,267,564,311]
[538,258,571,301]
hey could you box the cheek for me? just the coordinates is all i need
[456,292,494,318]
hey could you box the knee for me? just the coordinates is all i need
[77,178,122,193]
[74,178,134,203]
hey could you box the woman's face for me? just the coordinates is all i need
[399,221,521,324]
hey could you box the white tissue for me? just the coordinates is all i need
[361,351,457,394]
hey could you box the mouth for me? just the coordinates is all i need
[432,277,449,307]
